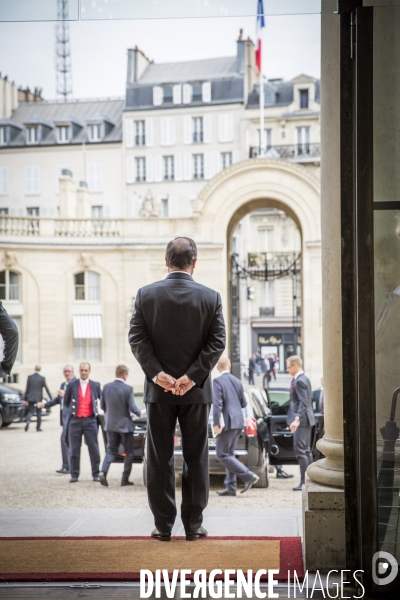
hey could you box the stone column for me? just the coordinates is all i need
[59,174,77,218]
[302,9,345,570]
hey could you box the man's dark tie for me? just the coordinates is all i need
[290,378,295,389]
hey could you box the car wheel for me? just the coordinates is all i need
[253,464,269,488]
[143,461,147,488]
[0,412,3,428]
[1,421,12,427]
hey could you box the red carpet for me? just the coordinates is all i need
[0,536,304,582]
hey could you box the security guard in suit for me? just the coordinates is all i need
[24,366,52,432]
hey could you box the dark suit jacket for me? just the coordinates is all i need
[212,372,247,431]
[63,379,102,434]
[46,378,77,426]
[100,379,141,433]
[128,271,226,404]
[24,372,52,404]
[0,301,19,378]
[287,372,316,427]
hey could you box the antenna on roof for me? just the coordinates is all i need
[55,0,73,100]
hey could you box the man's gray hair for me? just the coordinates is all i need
[63,364,74,372]
[287,355,303,368]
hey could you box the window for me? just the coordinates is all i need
[25,166,40,194]
[0,127,6,145]
[74,271,100,301]
[193,117,203,143]
[161,198,169,217]
[27,207,40,216]
[193,154,204,180]
[0,208,8,215]
[57,125,70,143]
[0,315,21,363]
[26,126,39,144]
[0,166,9,194]
[0,270,20,301]
[135,120,145,146]
[192,85,202,102]
[164,156,174,181]
[74,338,101,361]
[91,206,103,219]
[87,164,103,192]
[88,123,103,142]
[257,128,272,150]
[296,126,311,155]
[221,152,233,170]
[300,89,309,109]
[163,87,173,103]
[135,157,146,182]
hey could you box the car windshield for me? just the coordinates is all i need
[268,390,291,415]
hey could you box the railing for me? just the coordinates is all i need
[248,252,301,272]
[249,143,321,160]
[259,307,275,317]
[0,216,40,236]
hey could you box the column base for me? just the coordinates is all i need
[302,475,345,570]
[307,435,344,488]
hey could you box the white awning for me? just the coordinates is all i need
[73,315,103,339]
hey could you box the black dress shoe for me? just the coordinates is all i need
[24,423,29,432]
[69,477,78,483]
[216,489,236,496]
[121,480,134,486]
[151,528,171,542]
[93,476,100,482]
[293,483,305,491]
[56,468,70,474]
[240,474,259,494]
[36,429,43,432]
[99,472,108,486]
[186,526,208,541]
[276,470,294,479]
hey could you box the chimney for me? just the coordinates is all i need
[236,32,257,100]
[127,46,151,84]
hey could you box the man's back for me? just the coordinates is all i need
[25,372,47,403]
[213,372,246,431]
[129,271,225,404]
[101,380,138,432]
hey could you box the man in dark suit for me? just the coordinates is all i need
[0,301,19,381]
[129,237,226,542]
[248,354,256,385]
[286,355,316,491]
[63,362,101,483]
[99,364,141,487]
[23,365,52,432]
[213,357,259,496]
[38,365,76,474]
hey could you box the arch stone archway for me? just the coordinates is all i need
[195,158,323,387]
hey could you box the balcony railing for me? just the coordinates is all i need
[259,307,275,317]
[0,216,121,238]
[0,216,40,236]
[249,143,321,161]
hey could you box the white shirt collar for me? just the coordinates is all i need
[218,370,230,376]
[79,378,89,385]
[115,378,126,383]
[294,370,304,380]
[168,271,193,277]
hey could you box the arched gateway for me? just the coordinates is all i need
[195,157,322,386]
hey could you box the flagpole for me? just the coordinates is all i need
[259,12,264,157]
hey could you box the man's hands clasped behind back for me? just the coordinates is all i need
[155,371,195,396]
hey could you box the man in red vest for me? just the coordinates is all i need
[63,362,102,483]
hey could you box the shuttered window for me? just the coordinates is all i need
[135,157,146,182]
[25,166,40,194]
[161,117,175,146]
[87,164,103,192]
[218,114,234,142]
[193,154,204,180]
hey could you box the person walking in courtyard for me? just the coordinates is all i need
[286,355,315,491]
[213,356,259,496]
[38,364,76,474]
[99,365,141,487]
[23,365,52,432]
[248,354,256,384]
[63,362,102,483]
[129,237,226,542]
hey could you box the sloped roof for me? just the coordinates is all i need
[1,98,124,147]
[138,56,239,85]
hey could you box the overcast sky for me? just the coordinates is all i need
[0,15,320,100]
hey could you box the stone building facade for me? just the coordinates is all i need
[0,34,322,392]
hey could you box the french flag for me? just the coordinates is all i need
[255,0,265,73]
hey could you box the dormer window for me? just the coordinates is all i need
[57,125,70,143]
[88,123,103,142]
[192,85,202,102]
[0,127,6,146]
[26,126,39,144]
[163,87,173,104]
[300,89,309,109]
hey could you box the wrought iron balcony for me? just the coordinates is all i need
[259,307,275,317]
[249,143,321,161]
[248,252,301,273]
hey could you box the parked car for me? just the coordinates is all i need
[0,383,25,427]
[98,414,147,464]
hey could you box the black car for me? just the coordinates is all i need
[265,387,325,464]
[98,414,147,464]
[0,383,25,427]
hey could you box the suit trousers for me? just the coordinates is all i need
[60,424,69,470]
[68,415,100,479]
[101,431,135,482]
[216,428,254,492]
[293,425,313,484]
[26,402,41,430]
[146,402,210,534]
